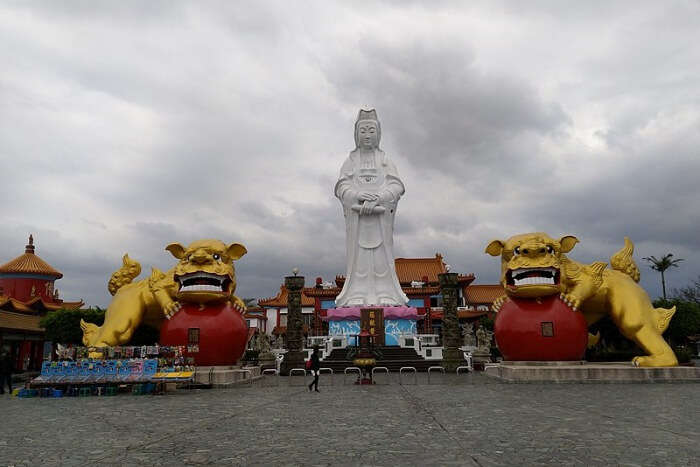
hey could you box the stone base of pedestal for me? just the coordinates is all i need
[484,361,700,383]
[441,348,463,372]
[280,351,305,376]
[470,351,492,370]
[195,365,262,387]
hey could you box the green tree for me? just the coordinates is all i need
[643,253,684,300]
[130,324,160,346]
[673,275,700,305]
[479,315,494,331]
[40,308,160,346]
[654,298,700,346]
[40,307,105,345]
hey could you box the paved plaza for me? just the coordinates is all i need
[1,373,699,466]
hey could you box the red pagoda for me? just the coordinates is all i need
[0,235,83,371]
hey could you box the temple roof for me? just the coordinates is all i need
[0,310,44,333]
[266,255,476,305]
[243,309,267,319]
[0,235,63,278]
[333,255,474,287]
[395,254,446,284]
[305,285,443,299]
[464,284,505,304]
[258,285,315,308]
[0,295,84,313]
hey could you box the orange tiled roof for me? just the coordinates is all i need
[404,286,440,296]
[337,255,474,286]
[0,236,63,278]
[303,287,340,298]
[0,296,83,313]
[394,254,446,284]
[0,310,44,333]
[58,300,84,310]
[464,285,505,304]
[258,285,315,308]
[244,311,267,319]
[0,297,32,313]
[457,310,488,319]
[305,285,440,300]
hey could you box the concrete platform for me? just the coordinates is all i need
[195,365,262,387]
[484,360,700,383]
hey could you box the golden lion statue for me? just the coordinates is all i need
[485,233,677,367]
[81,239,247,349]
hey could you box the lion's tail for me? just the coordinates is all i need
[80,319,100,346]
[108,254,141,295]
[610,237,640,282]
[655,306,675,334]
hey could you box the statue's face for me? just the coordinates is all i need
[357,122,378,149]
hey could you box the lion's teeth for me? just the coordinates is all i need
[513,276,555,286]
[180,284,222,292]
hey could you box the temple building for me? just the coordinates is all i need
[0,235,83,371]
[258,254,502,343]
[243,305,268,333]
[463,284,505,314]
[257,285,316,342]
[304,254,477,337]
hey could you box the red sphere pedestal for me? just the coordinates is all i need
[494,295,588,361]
[159,301,248,366]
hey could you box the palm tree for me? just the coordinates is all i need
[643,253,684,300]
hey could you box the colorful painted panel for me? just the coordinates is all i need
[329,319,361,345]
[385,319,417,346]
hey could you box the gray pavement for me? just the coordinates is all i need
[1,372,698,466]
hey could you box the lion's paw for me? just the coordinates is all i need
[163,301,182,320]
[492,295,509,313]
[560,293,581,311]
[632,354,678,367]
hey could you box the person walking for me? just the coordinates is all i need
[307,345,321,393]
[0,350,13,395]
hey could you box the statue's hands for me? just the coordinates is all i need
[359,192,379,202]
[361,200,377,215]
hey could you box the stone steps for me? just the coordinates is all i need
[321,346,439,372]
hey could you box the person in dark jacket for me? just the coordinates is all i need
[0,350,12,394]
[307,346,321,392]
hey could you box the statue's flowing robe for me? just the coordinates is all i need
[334,148,408,307]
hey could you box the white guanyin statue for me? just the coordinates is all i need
[334,109,409,308]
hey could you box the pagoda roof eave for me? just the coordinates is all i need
[0,296,83,314]
[0,253,63,278]
[258,285,315,308]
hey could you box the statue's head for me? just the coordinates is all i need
[485,232,578,299]
[166,239,247,304]
[354,109,381,150]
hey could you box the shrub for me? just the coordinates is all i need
[673,346,695,364]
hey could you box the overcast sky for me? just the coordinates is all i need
[1,1,698,308]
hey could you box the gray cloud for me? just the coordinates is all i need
[1,1,698,307]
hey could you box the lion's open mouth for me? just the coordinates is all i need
[506,267,560,287]
[176,272,231,293]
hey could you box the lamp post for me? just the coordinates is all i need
[439,272,461,372]
[281,270,305,375]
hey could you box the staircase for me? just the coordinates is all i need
[320,346,437,372]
